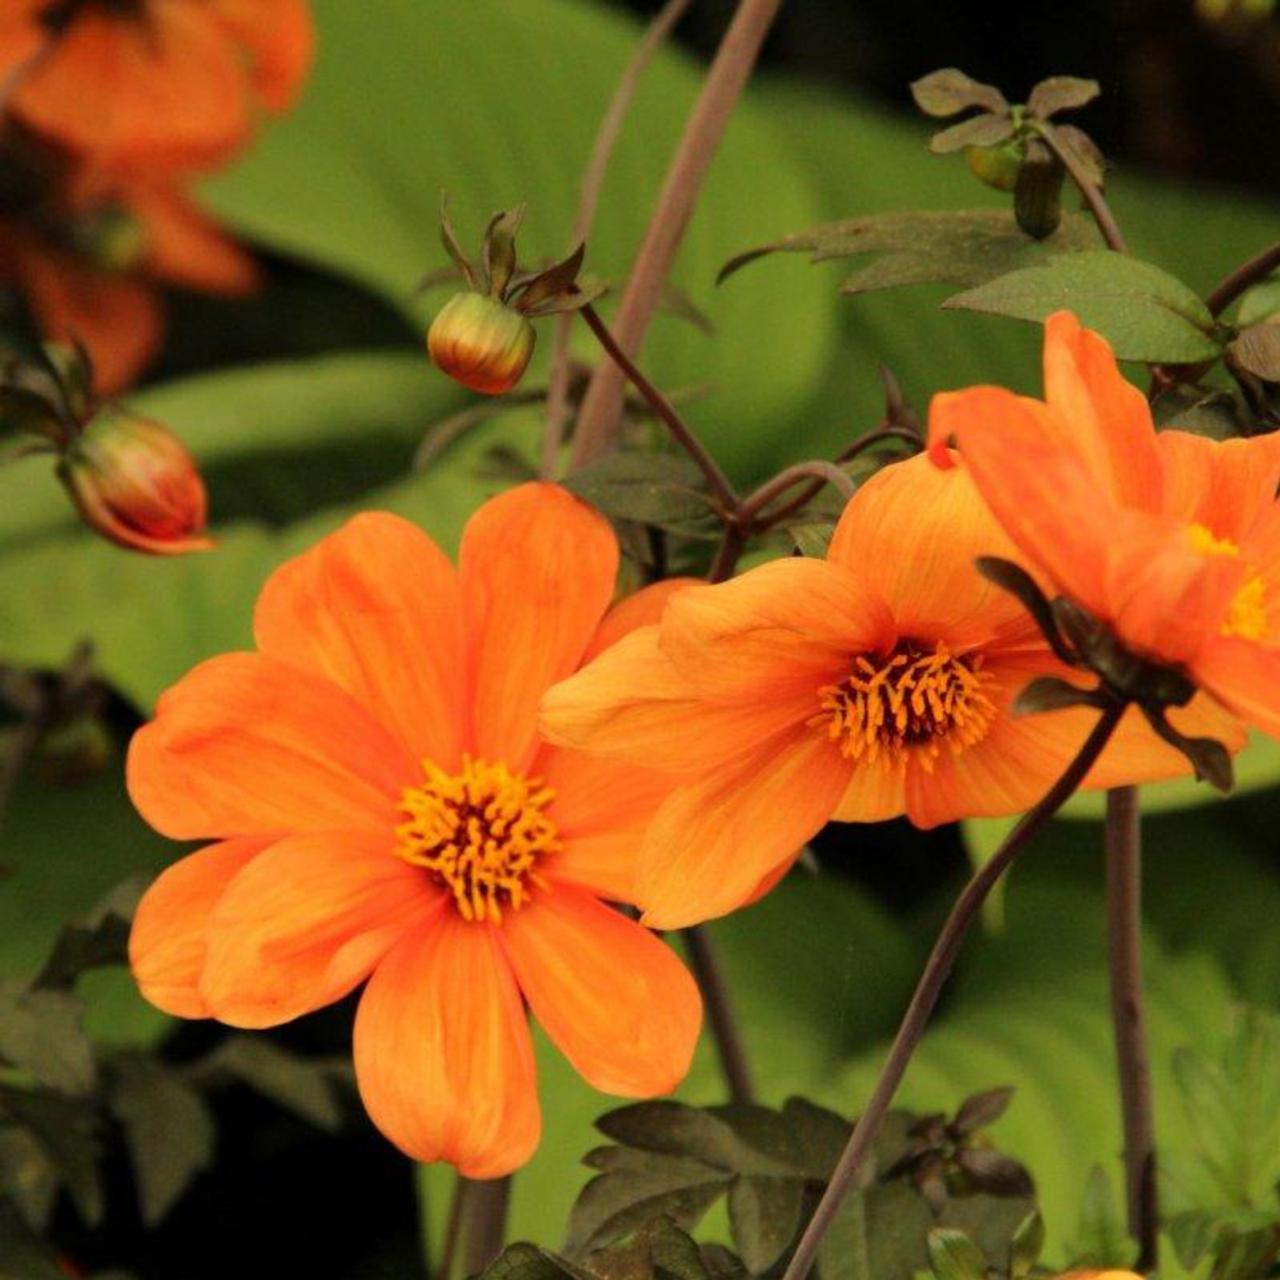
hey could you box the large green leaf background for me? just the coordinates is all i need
[2,0,1280,1266]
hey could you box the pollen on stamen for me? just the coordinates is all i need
[394,756,559,923]
[814,640,997,772]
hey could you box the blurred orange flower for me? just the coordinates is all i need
[0,0,313,170]
[0,165,256,392]
[541,453,1229,929]
[127,484,701,1177]
[930,310,1280,741]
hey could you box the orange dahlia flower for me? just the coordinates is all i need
[127,484,701,1176]
[0,0,313,170]
[541,452,1223,929]
[930,310,1280,741]
[0,168,256,393]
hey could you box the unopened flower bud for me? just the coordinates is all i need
[1014,138,1065,239]
[965,139,1023,192]
[427,292,535,395]
[58,409,213,555]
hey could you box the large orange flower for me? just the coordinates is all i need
[541,453,1230,930]
[1,174,256,393]
[929,311,1280,741]
[0,0,313,170]
[127,484,701,1177]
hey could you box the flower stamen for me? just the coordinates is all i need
[1187,522,1268,640]
[394,756,559,923]
[816,640,997,772]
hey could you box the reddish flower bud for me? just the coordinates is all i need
[427,292,535,395]
[58,409,213,555]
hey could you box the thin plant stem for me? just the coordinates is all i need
[579,303,738,513]
[1205,239,1280,317]
[570,0,786,467]
[779,700,1127,1280]
[1105,784,1158,1271]
[436,1176,467,1280]
[739,460,856,521]
[541,0,695,479]
[459,1176,512,1278]
[707,523,747,584]
[1035,122,1129,255]
[748,427,921,531]
[681,926,755,1103]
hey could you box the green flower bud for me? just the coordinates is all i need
[427,292,535,396]
[964,139,1023,192]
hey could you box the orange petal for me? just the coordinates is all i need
[830,755,908,824]
[255,513,468,769]
[201,830,435,1029]
[541,747,677,903]
[501,887,700,1097]
[929,386,1117,619]
[1193,637,1280,740]
[129,183,258,295]
[0,4,47,79]
[130,836,271,1019]
[461,484,618,772]
[541,626,816,774]
[637,729,852,930]
[1079,694,1246,790]
[827,452,1031,648]
[13,6,250,168]
[15,238,161,394]
[127,652,414,841]
[1041,311,1163,511]
[1104,513,1244,664]
[211,0,315,111]
[660,557,892,702]
[354,915,540,1176]
[1157,430,1280,546]
[582,577,698,664]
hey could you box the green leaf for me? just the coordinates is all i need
[725,1176,804,1274]
[0,1086,102,1226]
[0,1127,59,1233]
[1227,323,1280,380]
[1008,1210,1045,1278]
[482,1243,585,1280]
[928,115,1015,156]
[0,982,95,1096]
[925,1229,988,1280]
[1235,278,1280,326]
[33,879,140,992]
[719,210,1100,296]
[562,452,718,533]
[1026,77,1101,119]
[201,0,838,481]
[944,251,1224,362]
[110,1056,216,1227]
[567,1155,726,1257]
[203,1036,342,1132]
[816,1179,933,1280]
[1168,1008,1280,1212]
[909,70,1008,119]
[1070,1165,1137,1268]
[0,1198,65,1280]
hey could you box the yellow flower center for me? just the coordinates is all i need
[816,641,997,772]
[394,756,558,923]
[1186,522,1268,640]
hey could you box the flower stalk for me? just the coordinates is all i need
[779,699,1127,1280]
[681,926,755,1104]
[1105,784,1158,1271]
[570,0,786,467]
